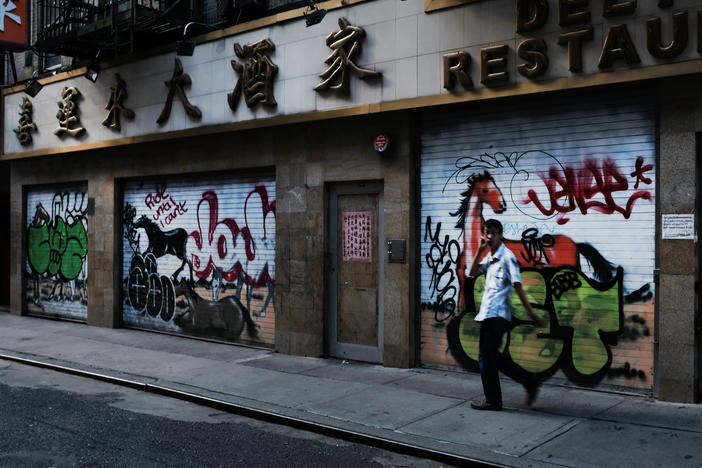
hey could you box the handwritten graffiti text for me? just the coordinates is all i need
[144,184,188,228]
[422,217,460,321]
[519,228,554,265]
[525,157,653,224]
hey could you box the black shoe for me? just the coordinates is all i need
[525,382,541,406]
[471,400,502,411]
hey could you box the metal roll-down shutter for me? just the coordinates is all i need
[419,92,656,391]
[25,182,89,321]
[121,171,275,346]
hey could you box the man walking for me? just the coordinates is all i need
[468,219,548,411]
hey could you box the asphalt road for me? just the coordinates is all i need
[0,361,449,468]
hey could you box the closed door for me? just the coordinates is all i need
[327,182,383,363]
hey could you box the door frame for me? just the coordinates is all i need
[326,180,384,363]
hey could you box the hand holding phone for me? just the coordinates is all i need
[478,233,488,252]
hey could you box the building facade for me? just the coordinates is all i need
[2,0,701,402]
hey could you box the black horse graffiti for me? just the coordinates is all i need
[174,280,258,340]
[133,215,192,281]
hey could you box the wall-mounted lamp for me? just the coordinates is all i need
[176,22,214,56]
[84,50,105,82]
[24,71,42,97]
[85,62,100,82]
[176,39,196,56]
[304,0,326,27]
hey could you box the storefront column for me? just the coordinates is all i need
[658,76,700,403]
[9,167,23,316]
[87,175,118,328]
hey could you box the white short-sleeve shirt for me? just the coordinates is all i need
[473,243,521,322]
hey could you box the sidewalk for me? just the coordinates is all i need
[1,311,701,468]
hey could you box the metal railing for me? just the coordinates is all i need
[33,0,314,59]
[39,0,168,36]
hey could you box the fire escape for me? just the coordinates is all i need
[31,0,316,62]
[34,0,205,60]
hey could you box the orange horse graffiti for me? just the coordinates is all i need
[452,171,615,312]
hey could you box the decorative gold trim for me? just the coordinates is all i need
[4,59,702,160]
[425,0,481,13]
[1,0,371,97]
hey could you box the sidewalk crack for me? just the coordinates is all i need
[589,399,626,419]
[519,418,582,457]
[395,399,466,431]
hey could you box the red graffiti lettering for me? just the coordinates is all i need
[187,186,275,287]
[525,158,653,224]
[246,185,276,240]
[631,156,653,189]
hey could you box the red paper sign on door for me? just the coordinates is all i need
[342,211,372,262]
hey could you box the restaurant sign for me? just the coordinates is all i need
[0,0,29,50]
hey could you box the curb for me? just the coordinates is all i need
[0,352,506,468]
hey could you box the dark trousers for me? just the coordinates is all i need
[478,317,537,406]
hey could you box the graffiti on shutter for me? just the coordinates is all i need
[121,173,275,346]
[25,184,88,320]
[420,96,655,389]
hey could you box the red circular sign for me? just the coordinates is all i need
[373,134,390,153]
